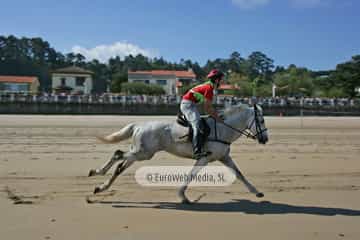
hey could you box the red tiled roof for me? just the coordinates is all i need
[0,75,38,83]
[129,70,196,78]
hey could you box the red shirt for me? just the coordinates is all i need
[182,81,214,103]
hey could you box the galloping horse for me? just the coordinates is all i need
[88,104,268,203]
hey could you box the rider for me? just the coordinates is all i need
[180,69,224,159]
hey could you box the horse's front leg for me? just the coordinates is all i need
[221,155,264,198]
[178,157,209,204]
[88,150,124,177]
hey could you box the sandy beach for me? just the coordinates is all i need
[1,115,360,240]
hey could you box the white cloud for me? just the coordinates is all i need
[71,42,158,63]
[290,0,322,8]
[231,0,270,9]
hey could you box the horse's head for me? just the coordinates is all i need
[222,103,268,144]
[247,104,268,144]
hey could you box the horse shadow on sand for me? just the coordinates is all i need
[91,199,360,216]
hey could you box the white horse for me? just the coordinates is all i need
[89,104,269,203]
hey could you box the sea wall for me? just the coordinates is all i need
[1,102,360,116]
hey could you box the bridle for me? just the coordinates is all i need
[211,105,268,144]
[247,105,268,140]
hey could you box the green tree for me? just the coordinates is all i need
[248,51,274,83]
[111,72,128,93]
[228,51,244,73]
[65,53,76,65]
[86,59,110,93]
[228,72,253,96]
[74,53,86,67]
[330,55,360,97]
[273,65,314,96]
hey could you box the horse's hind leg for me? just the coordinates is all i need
[88,150,124,177]
[93,158,133,194]
[93,151,152,194]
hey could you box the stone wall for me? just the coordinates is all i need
[1,102,360,116]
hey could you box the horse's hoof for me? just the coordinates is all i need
[256,192,264,198]
[94,187,102,194]
[88,169,96,177]
[181,199,192,204]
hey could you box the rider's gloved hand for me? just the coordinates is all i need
[218,113,225,121]
[213,114,224,123]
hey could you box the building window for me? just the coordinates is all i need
[156,80,167,85]
[76,77,86,86]
[133,80,149,84]
[178,78,193,85]
[3,83,29,92]
[61,78,66,86]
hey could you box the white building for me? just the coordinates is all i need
[127,69,196,95]
[52,66,93,94]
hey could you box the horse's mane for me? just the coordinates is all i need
[222,103,249,119]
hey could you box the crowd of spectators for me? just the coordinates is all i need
[220,96,359,107]
[0,92,359,107]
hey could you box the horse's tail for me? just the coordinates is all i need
[96,123,135,144]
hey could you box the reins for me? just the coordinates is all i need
[209,106,268,144]
[178,106,267,145]
[212,117,256,140]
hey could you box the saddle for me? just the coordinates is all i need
[176,112,211,142]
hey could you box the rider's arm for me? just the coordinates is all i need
[204,99,223,122]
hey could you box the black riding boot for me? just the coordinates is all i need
[192,129,208,160]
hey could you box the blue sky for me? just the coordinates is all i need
[1,0,359,70]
